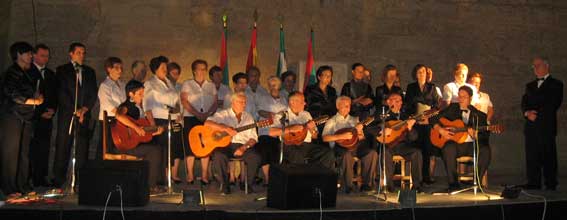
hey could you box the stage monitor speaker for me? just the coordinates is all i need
[398,189,417,208]
[79,160,149,207]
[267,163,337,210]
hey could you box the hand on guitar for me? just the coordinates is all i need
[418,117,429,125]
[525,110,537,122]
[152,126,164,136]
[407,119,417,130]
[223,126,238,136]
[234,145,246,157]
[286,124,304,134]
[438,127,455,140]
[134,126,146,136]
[378,128,393,137]
[339,132,354,140]
[306,120,316,130]
[467,127,477,139]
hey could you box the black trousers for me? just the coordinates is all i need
[0,116,34,194]
[441,141,490,186]
[211,143,261,185]
[257,135,281,166]
[116,143,163,186]
[283,143,336,170]
[335,139,377,188]
[154,118,184,168]
[414,124,440,179]
[383,142,423,188]
[53,113,91,188]
[29,117,53,186]
[525,133,557,188]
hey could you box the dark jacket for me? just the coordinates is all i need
[305,84,337,118]
[521,75,563,136]
[1,63,38,121]
[403,82,440,115]
[375,84,403,111]
[341,80,375,117]
[430,103,489,146]
[29,64,58,118]
[55,62,97,117]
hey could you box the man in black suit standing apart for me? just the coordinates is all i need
[521,56,563,191]
[29,44,58,187]
[53,42,98,189]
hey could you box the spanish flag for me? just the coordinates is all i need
[220,15,229,85]
[246,23,258,72]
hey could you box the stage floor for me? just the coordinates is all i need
[1,176,566,220]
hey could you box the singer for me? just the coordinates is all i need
[52,42,98,189]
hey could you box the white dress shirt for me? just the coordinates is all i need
[537,73,550,88]
[461,109,474,143]
[208,108,258,144]
[72,61,83,85]
[271,108,313,143]
[216,84,231,111]
[257,91,288,136]
[143,75,180,120]
[181,79,217,117]
[475,92,493,115]
[443,81,478,104]
[98,76,126,120]
[322,113,359,148]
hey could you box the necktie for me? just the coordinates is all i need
[39,68,45,79]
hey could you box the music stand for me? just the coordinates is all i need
[152,112,183,199]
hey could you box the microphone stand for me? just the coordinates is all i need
[374,106,388,201]
[66,64,80,194]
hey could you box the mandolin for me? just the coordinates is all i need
[334,116,375,150]
[189,119,273,157]
[283,115,329,146]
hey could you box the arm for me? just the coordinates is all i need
[180,91,204,117]
[98,83,121,115]
[81,68,98,112]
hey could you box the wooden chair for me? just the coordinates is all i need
[228,157,248,194]
[456,156,488,187]
[102,111,140,161]
[392,155,412,189]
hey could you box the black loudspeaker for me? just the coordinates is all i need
[79,160,149,207]
[267,164,337,209]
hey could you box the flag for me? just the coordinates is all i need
[220,16,229,85]
[303,29,316,91]
[245,24,258,72]
[276,25,287,77]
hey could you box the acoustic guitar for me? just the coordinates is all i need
[376,109,440,145]
[283,115,329,146]
[111,117,159,151]
[189,119,273,157]
[430,117,504,148]
[334,116,375,150]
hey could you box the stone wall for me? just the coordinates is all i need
[3,0,567,178]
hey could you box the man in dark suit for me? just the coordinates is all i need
[29,44,58,187]
[52,42,98,189]
[430,86,491,193]
[521,56,563,191]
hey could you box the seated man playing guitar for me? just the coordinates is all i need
[204,92,261,195]
[114,80,165,193]
[322,96,377,193]
[430,86,490,193]
[369,92,424,192]
[269,91,335,170]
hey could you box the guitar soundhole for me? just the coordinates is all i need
[198,133,205,149]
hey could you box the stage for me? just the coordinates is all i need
[1,176,565,220]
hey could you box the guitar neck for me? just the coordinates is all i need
[452,125,492,133]
[235,123,258,132]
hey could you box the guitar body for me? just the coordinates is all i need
[376,120,409,144]
[430,118,470,148]
[111,117,154,152]
[189,125,231,158]
[283,127,308,146]
[335,128,359,150]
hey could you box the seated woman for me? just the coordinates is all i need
[114,80,165,194]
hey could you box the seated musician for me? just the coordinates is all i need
[430,86,490,193]
[322,96,377,193]
[205,92,261,195]
[370,92,424,192]
[114,80,165,193]
[268,91,335,170]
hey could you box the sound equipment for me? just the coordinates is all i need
[335,116,375,150]
[398,189,417,208]
[377,109,439,145]
[267,164,337,210]
[430,117,504,148]
[111,116,158,151]
[283,115,329,146]
[79,160,149,207]
[189,118,273,157]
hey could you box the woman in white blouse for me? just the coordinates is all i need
[143,56,181,184]
[467,72,494,123]
[256,76,288,185]
[180,59,217,184]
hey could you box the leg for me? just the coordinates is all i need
[171,159,181,181]
[75,118,92,185]
[542,135,558,189]
[397,144,423,188]
[0,117,24,194]
[524,132,541,187]
[124,143,162,186]
[242,148,261,188]
[442,141,459,187]
[53,114,73,187]
[200,156,210,183]
[357,145,378,188]
[185,156,195,182]
[212,147,231,187]
[384,146,394,188]
[30,118,52,186]
[335,147,353,190]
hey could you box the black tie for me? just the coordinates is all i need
[461,109,469,113]
[537,78,545,81]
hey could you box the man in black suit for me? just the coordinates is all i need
[52,42,98,189]
[521,56,563,191]
[430,86,491,193]
[29,44,58,187]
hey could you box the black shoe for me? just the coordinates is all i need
[222,185,231,195]
[239,181,247,191]
[200,179,209,186]
[171,178,182,184]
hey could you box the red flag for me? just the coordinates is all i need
[220,16,229,85]
[246,25,258,72]
[303,29,316,91]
